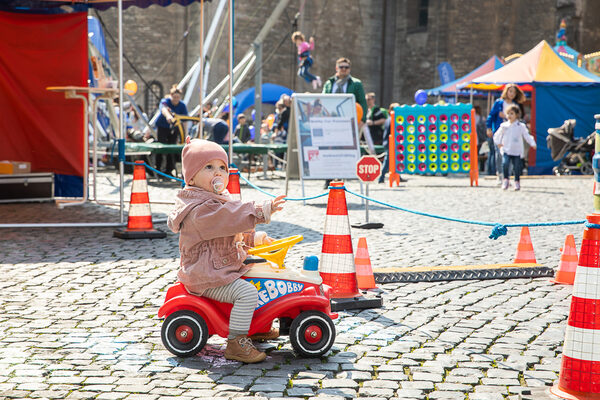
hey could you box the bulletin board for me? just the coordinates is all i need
[287,93,361,180]
[392,103,473,175]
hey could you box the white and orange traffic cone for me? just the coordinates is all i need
[551,234,579,285]
[114,160,166,239]
[321,181,358,298]
[551,214,600,399]
[227,168,241,201]
[355,237,377,290]
[321,182,382,311]
[514,227,537,264]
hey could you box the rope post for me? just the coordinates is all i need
[388,109,400,186]
[469,107,479,186]
[593,114,600,212]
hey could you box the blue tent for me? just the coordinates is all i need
[427,56,505,97]
[234,83,294,118]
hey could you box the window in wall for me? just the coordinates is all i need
[408,0,429,33]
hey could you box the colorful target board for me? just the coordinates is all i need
[392,103,473,175]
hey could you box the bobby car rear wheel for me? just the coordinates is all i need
[161,310,209,357]
[289,311,336,357]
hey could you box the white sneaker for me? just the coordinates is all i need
[311,79,318,90]
[514,181,520,191]
[316,76,322,87]
[502,179,509,190]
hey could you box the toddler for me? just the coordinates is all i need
[167,139,285,363]
[292,31,321,90]
[493,105,536,191]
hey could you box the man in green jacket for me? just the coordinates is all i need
[322,57,367,125]
[322,57,367,188]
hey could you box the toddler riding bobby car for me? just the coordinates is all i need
[158,235,338,358]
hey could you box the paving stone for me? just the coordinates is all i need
[0,174,587,400]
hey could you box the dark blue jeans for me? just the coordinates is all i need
[486,137,496,175]
[298,58,317,83]
[503,154,522,181]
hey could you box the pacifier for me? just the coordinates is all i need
[211,177,225,193]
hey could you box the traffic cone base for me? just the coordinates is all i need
[114,160,166,240]
[552,234,579,285]
[355,237,377,290]
[514,226,537,264]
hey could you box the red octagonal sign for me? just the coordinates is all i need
[356,155,382,182]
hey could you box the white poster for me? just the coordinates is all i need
[291,94,361,180]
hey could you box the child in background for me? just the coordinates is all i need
[292,31,321,90]
[167,139,285,363]
[493,105,536,191]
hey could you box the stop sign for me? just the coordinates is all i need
[356,156,382,182]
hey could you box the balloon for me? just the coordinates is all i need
[414,89,427,105]
[266,114,275,129]
[249,125,256,140]
[124,79,137,95]
[355,102,363,121]
[251,109,256,121]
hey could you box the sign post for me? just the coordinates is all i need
[353,156,384,229]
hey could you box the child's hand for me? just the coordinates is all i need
[263,236,275,245]
[272,195,285,213]
[309,36,314,42]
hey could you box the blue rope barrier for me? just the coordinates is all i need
[123,161,185,186]
[237,174,328,201]
[342,187,586,239]
[118,164,587,238]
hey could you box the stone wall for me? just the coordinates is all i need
[96,0,600,114]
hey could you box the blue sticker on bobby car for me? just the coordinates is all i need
[247,279,305,309]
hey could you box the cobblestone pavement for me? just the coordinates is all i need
[0,170,592,400]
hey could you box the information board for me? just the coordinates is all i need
[393,103,472,175]
[287,94,361,180]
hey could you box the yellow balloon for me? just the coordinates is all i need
[124,79,138,95]
[266,114,275,130]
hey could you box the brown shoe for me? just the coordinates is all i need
[249,328,279,341]
[224,335,266,363]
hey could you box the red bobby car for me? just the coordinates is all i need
[158,235,338,358]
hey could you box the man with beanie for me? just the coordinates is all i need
[167,138,286,363]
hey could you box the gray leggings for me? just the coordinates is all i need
[202,279,258,339]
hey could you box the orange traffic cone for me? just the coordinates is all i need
[321,182,382,312]
[114,161,166,239]
[551,214,600,399]
[551,234,579,285]
[355,237,377,290]
[227,168,241,200]
[321,182,358,298]
[514,227,536,263]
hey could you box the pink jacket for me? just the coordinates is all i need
[167,186,272,294]
[297,40,314,55]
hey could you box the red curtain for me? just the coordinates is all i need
[0,11,87,177]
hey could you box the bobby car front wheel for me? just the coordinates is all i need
[289,311,336,357]
[161,310,209,357]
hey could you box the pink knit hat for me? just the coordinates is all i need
[181,138,228,184]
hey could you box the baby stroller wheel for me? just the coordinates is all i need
[161,310,209,357]
[289,311,336,358]
[581,162,593,175]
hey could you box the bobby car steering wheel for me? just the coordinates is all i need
[247,235,303,268]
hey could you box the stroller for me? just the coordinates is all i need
[546,119,595,175]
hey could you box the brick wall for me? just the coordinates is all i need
[96,0,600,113]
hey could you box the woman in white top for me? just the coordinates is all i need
[493,105,536,191]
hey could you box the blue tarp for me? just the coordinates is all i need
[234,83,294,118]
[531,84,600,175]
